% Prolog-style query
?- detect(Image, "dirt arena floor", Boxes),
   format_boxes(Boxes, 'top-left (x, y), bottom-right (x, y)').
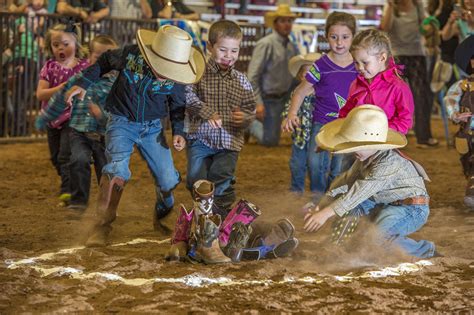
top-left (0, 118), bottom-right (473, 313)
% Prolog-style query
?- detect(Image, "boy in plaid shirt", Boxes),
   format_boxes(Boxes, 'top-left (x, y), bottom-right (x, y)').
top-left (185, 20), bottom-right (256, 216)
top-left (36, 35), bottom-right (119, 210)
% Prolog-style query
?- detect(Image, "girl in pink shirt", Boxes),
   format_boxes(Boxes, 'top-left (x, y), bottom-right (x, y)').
top-left (36, 23), bottom-right (89, 203)
top-left (339, 29), bottom-right (414, 134)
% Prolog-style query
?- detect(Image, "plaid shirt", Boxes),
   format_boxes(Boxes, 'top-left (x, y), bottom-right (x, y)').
top-left (43, 71), bottom-right (117, 134)
top-left (185, 58), bottom-right (256, 151)
top-left (319, 150), bottom-right (430, 216)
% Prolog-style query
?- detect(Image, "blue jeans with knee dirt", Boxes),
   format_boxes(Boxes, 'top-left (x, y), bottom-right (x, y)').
top-left (103, 114), bottom-right (181, 210)
top-left (338, 198), bottom-right (435, 258)
top-left (186, 139), bottom-right (239, 211)
top-left (290, 122), bottom-right (342, 194)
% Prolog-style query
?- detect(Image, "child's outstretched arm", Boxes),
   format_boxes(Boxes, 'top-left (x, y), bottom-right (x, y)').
top-left (36, 80), bottom-right (67, 102)
top-left (282, 80), bottom-right (313, 132)
top-left (185, 82), bottom-right (222, 128)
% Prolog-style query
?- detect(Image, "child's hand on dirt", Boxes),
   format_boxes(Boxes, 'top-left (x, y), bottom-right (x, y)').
top-left (303, 206), bottom-right (335, 232)
top-left (452, 112), bottom-right (472, 123)
top-left (88, 102), bottom-right (103, 120)
top-left (231, 108), bottom-right (245, 127)
top-left (282, 112), bottom-right (300, 133)
top-left (65, 85), bottom-right (86, 106)
top-left (173, 135), bottom-right (186, 151)
top-left (208, 113), bottom-right (222, 128)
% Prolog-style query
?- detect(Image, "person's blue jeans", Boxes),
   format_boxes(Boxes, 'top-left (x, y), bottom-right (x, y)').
top-left (309, 123), bottom-right (344, 194)
top-left (344, 198), bottom-right (435, 258)
top-left (46, 125), bottom-right (71, 195)
top-left (186, 139), bottom-right (239, 211)
top-left (103, 114), bottom-right (180, 208)
top-left (262, 95), bottom-right (286, 146)
top-left (69, 129), bottom-right (107, 206)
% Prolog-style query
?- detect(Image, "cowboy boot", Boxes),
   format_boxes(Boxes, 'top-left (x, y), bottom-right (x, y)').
top-left (165, 204), bottom-right (194, 261)
top-left (242, 219), bottom-right (298, 260)
top-left (218, 199), bottom-right (261, 247)
top-left (86, 175), bottom-right (125, 247)
top-left (331, 209), bottom-right (361, 246)
top-left (192, 180), bottom-right (215, 218)
top-left (464, 175), bottom-right (474, 208)
top-left (194, 214), bottom-right (231, 264)
top-left (222, 221), bottom-right (253, 262)
top-left (153, 187), bottom-right (175, 234)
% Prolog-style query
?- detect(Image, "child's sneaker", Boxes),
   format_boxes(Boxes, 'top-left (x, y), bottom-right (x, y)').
top-left (67, 203), bottom-right (88, 211)
top-left (59, 193), bottom-right (71, 204)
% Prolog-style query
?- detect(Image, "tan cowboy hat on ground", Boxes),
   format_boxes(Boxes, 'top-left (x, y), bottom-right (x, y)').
top-left (288, 52), bottom-right (322, 77)
top-left (430, 58), bottom-right (453, 93)
top-left (316, 105), bottom-right (407, 154)
top-left (136, 25), bottom-right (205, 84)
top-left (264, 4), bottom-right (297, 28)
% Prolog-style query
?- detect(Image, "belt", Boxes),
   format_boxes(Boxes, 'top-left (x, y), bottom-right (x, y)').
top-left (391, 196), bottom-right (430, 206)
top-left (263, 91), bottom-right (287, 99)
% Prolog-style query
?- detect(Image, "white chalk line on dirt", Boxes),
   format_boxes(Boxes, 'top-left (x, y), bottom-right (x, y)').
top-left (3, 238), bottom-right (433, 288)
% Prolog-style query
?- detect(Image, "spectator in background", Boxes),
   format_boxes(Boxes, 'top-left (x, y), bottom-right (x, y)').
top-left (441, 0), bottom-right (474, 43)
top-left (380, 0), bottom-right (438, 149)
top-left (247, 4), bottom-right (299, 147)
top-left (56, 0), bottom-right (110, 23)
top-left (109, 0), bottom-right (152, 19)
top-left (149, 0), bottom-right (199, 20)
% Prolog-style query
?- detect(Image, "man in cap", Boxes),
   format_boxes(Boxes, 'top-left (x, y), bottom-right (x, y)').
top-left (247, 4), bottom-right (299, 146)
top-left (303, 105), bottom-right (438, 258)
top-left (66, 25), bottom-right (206, 246)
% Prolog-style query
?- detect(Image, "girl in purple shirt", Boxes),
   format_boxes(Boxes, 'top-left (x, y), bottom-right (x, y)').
top-left (36, 23), bottom-right (89, 203)
top-left (283, 12), bottom-right (358, 196)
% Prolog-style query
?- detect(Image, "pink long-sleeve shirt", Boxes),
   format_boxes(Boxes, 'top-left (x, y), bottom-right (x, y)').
top-left (338, 61), bottom-right (414, 134)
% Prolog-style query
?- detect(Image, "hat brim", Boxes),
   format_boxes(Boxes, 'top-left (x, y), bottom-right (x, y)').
top-left (430, 81), bottom-right (445, 93)
top-left (137, 29), bottom-right (205, 84)
top-left (316, 118), bottom-right (407, 154)
top-left (288, 53), bottom-right (321, 77)
top-left (264, 12), bottom-right (297, 28)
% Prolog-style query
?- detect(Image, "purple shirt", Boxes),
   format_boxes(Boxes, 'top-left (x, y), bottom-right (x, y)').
top-left (305, 55), bottom-right (357, 124)
top-left (39, 58), bottom-right (89, 128)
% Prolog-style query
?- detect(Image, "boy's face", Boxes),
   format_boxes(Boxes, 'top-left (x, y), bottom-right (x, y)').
top-left (208, 36), bottom-right (241, 71)
top-left (90, 42), bottom-right (117, 65)
top-left (327, 24), bottom-right (353, 56)
top-left (354, 149), bottom-right (377, 161)
top-left (352, 48), bottom-right (387, 82)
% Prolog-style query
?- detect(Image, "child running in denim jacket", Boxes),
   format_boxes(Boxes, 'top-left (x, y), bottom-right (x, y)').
top-left (283, 12), bottom-right (358, 197)
top-left (36, 35), bottom-right (119, 211)
top-left (339, 29), bottom-right (414, 134)
top-left (36, 22), bottom-right (89, 204)
top-left (66, 25), bottom-right (205, 246)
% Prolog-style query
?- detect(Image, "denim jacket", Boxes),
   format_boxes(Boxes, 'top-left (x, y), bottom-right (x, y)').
top-left (76, 45), bottom-right (186, 136)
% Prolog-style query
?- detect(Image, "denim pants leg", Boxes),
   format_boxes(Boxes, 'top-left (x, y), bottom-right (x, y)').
top-left (69, 129), bottom-right (94, 205)
top-left (187, 140), bottom-right (238, 210)
top-left (46, 126), bottom-right (61, 177)
top-left (374, 204), bottom-right (435, 258)
top-left (307, 123), bottom-right (331, 194)
top-left (262, 96), bottom-right (286, 146)
top-left (289, 142), bottom-right (308, 193)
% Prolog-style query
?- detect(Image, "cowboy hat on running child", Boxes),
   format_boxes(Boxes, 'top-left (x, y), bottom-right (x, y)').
top-left (316, 105), bottom-right (407, 154)
top-left (136, 25), bottom-right (206, 84)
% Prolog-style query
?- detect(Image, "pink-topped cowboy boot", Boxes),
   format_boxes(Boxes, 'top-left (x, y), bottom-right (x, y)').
top-left (165, 204), bottom-right (194, 261)
top-left (218, 199), bottom-right (261, 247)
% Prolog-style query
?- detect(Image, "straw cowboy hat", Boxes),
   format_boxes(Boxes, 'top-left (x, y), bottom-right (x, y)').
top-left (430, 58), bottom-right (453, 93)
top-left (136, 25), bottom-right (205, 84)
top-left (316, 105), bottom-right (407, 154)
top-left (288, 52), bottom-right (322, 77)
top-left (455, 35), bottom-right (474, 74)
top-left (264, 4), bottom-right (297, 28)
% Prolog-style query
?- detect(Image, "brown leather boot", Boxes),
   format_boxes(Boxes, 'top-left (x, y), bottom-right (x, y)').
top-left (85, 175), bottom-right (125, 247)
top-left (195, 215), bottom-right (231, 264)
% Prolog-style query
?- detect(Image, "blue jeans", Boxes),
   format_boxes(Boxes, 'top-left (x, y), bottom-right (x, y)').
top-left (262, 95), bottom-right (287, 146)
top-left (290, 122), bottom-right (342, 194)
top-left (345, 199), bottom-right (435, 258)
top-left (186, 139), bottom-right (239, 210)
top-left (46, 125), bottom-right (71, 195)
top-left (103, 115), bottom-right (180, 205)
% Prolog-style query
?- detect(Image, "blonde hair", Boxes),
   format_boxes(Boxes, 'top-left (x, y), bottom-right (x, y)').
top-left (90, 34), bottom-right (118, 51)
top-left (325, 11), bottom-right (357, 37)
top-left (208, 20), bottom-right (242, 46)
top-left (350, 29), bottom-right (393, 62)
top-left (44, 23), bottom-right (88, 59)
